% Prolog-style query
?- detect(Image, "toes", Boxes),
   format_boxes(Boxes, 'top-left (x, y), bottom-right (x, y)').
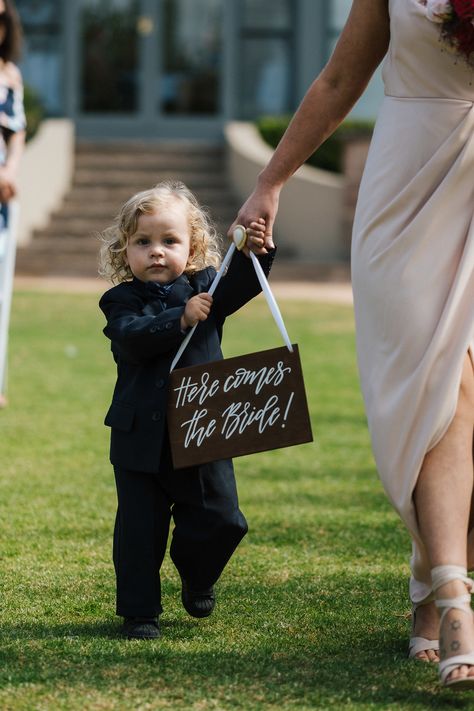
top-left (415, 651), bottom-right (430, 662)
top-left (449, 665), bottom-right (470, 682)
top-left (414, 648), bottom-right (439, 663)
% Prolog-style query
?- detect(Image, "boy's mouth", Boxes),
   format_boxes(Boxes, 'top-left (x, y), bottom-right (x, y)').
top-left (148, 263), bottom-right (165, 270)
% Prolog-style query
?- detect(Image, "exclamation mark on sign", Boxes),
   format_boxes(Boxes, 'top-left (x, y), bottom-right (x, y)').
top-left (281, 392), bottom-right (294, 428)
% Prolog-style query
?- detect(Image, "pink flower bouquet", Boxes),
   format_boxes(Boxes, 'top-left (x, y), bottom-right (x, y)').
top-left (423, 0), bottom-right (474, 62)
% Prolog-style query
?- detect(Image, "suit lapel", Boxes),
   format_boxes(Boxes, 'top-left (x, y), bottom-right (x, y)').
top-left (131, 272), bottom-right (211, 309)
top-left (167, 275), bottom-right (194, 309)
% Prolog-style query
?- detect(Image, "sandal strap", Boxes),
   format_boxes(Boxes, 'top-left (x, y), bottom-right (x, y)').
top-left (431, 565), bottom-right (473, 593)
top-left (432, 567), bottom-right (474, 684)
top-left (408, 636), bottom-right (440, 657)
top-left (439, 653), bottom-right (474, 684)
top-left (435, 594), bottom-right (472, 626)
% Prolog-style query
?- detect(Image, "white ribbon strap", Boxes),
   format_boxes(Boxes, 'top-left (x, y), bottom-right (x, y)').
top-left (169, 243), bottom-right (236, 373)
top-left (169, 227), bottom-right (292, 372)
top-left (249, 251), bottom-right (293, 353)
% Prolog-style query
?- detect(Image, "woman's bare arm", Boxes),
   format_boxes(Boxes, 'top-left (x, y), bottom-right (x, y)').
top-left (0, 129), bottom-right (25, 202)
top-left (230, 0), bottom-right (390, 249)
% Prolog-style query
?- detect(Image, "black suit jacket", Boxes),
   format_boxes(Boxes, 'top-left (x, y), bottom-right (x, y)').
top-left (99, 249), bottom-right (276, 473)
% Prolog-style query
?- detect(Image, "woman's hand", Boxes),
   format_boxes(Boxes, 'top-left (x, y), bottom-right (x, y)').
top-left (228, 182), bottom-right (280, 255)
top-left (181, 293), bottom-right (213, 330)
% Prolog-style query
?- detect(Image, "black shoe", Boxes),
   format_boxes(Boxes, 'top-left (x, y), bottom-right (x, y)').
top-left (121, 617), bottom-right (160, 639)
top-left (181, 579), bottom-right (216, 618)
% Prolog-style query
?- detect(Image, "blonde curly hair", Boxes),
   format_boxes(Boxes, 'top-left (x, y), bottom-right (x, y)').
top-left (98, 180), bottom-right (222, 284)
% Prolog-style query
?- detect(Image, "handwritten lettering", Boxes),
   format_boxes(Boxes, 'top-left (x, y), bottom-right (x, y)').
top-left (181, 409), bottom-right (217, 447)
top-left (221, 395), bottom-right (281, 439)
top-left (223, 361), bottom-right (291, 395)
top-left (173, 372), bottom-right (220, 408)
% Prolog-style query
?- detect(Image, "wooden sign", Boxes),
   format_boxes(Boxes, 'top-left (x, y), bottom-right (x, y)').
top-left (167, 345), bottom-right (313, 469)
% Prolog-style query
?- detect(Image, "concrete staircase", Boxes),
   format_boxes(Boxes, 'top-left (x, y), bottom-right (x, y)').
top-left (15, 142), bottom-right (240, 278)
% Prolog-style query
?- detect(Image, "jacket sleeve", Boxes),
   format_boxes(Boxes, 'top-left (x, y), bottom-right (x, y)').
top-left (99, 290), bottom-right (186, 362)
top-left (211, 247), bottom-right (276, 323)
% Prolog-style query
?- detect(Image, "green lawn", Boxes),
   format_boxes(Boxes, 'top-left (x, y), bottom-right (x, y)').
top-left (0, 291), bottom-right (469, 710)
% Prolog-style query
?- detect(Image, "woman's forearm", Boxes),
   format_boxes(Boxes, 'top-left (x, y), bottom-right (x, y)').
top-left (5, 130), bottom-right (25, 176)
top-left (257, 76), bottom-right (372, 192)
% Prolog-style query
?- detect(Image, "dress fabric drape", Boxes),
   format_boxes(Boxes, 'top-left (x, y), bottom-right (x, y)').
top-left (351, 0), bottom-right (474, 603)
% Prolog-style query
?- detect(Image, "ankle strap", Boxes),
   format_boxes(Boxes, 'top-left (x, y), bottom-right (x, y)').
top-left (431, 565), bottom-right (473, 593)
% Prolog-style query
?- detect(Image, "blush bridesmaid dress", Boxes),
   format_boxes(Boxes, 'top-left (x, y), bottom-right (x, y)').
top-left (351, 0), bottom-right (474, 604)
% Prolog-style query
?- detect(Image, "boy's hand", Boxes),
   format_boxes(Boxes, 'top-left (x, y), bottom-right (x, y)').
top-left (181, 293), bottom-right (213, 330)
top-left (245, 218), bottom-right (267, 255)
top-left (233, 218), bottom-right (270, 257)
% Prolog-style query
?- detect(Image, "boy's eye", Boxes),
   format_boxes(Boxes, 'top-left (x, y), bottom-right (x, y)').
top-left (136, 238), bottom-right (149, 246)
top-left (164, 237), bottom-right (175, 245)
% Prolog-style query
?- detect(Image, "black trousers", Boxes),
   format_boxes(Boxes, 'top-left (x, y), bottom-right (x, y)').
top-left (112, 452), bottom-right (248, 617)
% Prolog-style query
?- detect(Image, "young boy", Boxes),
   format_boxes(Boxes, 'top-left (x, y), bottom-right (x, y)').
top-left (99, 180), bottom-right (275, 639)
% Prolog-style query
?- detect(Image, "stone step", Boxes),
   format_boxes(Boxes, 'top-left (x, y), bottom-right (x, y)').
top-left (74, 153), bottom-right (225, 171)
top-left (73, 169), bottom-right (229, 189)
top-left (75, 141), bottom-right (223, 156)
top-left (16, 141), bottom-right (242, 277)
top-left (33, 216), bottom-right (235, 241)
top-left (15, 238), bottom-right (101, 277)
top-left (20, 236), bottom-right (100, 252)
top-left (56, 196), bottom-right (238, 220)
top-left (34, 221), bottom-right (109, 238)
top-left (16, 246), bottom-right (351, 282)
top-left (62, 184), bottom-right (237, 207)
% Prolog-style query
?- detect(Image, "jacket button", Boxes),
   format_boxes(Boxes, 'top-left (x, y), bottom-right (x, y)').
top-left (151, 411), bottom-right (161, 421)
top-left (149, 326), bottom-right (157, 333)
top-left (165, 322), bottom-right (173, 330)
top-left (156, 378), bottom-right (165, 389)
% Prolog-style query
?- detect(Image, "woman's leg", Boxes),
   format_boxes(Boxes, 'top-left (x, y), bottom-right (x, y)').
top-left (414, 354), bottom-right (474, 682)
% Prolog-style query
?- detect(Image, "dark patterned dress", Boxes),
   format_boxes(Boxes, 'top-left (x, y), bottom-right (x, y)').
top-left (0, 74), bottom-right (26, 395)
top-left (0, 78), bottom-right (26, 247)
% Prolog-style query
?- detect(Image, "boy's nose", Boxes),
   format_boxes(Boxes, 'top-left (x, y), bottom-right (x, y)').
top-left (150, 242), bottom-right (164, 256)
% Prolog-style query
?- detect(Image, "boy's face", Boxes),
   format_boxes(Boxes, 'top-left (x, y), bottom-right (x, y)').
top-left (126, 201), bottom-right (192, 284)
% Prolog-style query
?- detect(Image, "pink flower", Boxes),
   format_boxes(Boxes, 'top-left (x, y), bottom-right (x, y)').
top-left (452, 0), bottom-right (474, 20)
top-left (421, 0), bottom-right (474, 62)
top-left (425, 0), bottom-right (454, 21)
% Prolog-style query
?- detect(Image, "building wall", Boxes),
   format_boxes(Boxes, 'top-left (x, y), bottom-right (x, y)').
top-left (17, 0), bottom-right (384, 141)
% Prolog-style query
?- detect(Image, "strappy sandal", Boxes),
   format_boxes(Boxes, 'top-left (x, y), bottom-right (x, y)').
top-left (408, 595), bottom-right (439, 660)
top-left (432, 565), bottom-right (474, 690)
top-left (408, 600), bottom-right (439, 660)
top-left (409, 634), bottom-right (440, 660)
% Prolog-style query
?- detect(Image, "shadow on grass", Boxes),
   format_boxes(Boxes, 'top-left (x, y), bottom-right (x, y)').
top-left (0, 582), bottom-right (472, 709)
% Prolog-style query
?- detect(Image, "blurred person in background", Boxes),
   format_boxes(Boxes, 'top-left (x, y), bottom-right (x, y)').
top-left (0, 0), bottom-right (26, 408)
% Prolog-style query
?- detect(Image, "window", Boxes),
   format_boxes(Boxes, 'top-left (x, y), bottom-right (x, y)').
top-left (239, 0), bottom-right (294, 119)
top-left (17, 0), bottom-right (63, 115)
top-left (80, 0), bottom-right (140, 113)
top-left (160, 0), bottom-right (223, 115)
